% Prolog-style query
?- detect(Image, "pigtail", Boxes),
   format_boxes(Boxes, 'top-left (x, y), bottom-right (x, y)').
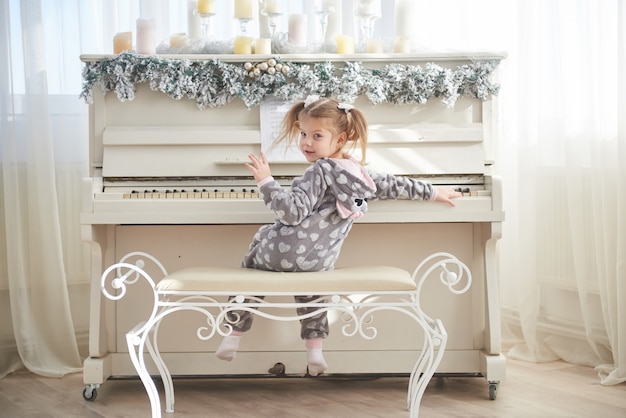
top-left (273, 101), bottom-right (305, 150)
top-left (345, 108), bottom-right (369, 164)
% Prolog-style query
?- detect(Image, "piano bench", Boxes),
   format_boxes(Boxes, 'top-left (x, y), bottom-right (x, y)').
top-left (100, 251), bottom-right (472, 418)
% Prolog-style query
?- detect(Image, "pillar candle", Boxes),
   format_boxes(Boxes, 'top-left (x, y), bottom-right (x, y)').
top-left (393, 36), bottom-right (411, 53)
top-left (356, 0), bottom-right (381, 17)
top-left (263, 0), bottom-right (282, 14)
top-left (394, 0), bottom-right (415, 39)
top-left (254, 38), bottom-right (272, 54)
top-left (234, 36), bottom-right (253, 53)
top-left (136, 18), bottom-right (156, 55)
top-left (187, 0), bottom-right (202, 39)
top-left (288, 14), bottom-right (307, 46)
top-left (197, 0), bottom-right (215, 14)
top-left (258, 6), bottom-right (270, 38)
top-left (335, 34), bottom-right (355, 54)
top-left (234, 0), bottom-right (254, 19)
top-left (113, 32), bottom-right (132, 54)
top-left (366, 38), bottom-right (384, 53)
top-left (170, 33), bottom-right (188, 48)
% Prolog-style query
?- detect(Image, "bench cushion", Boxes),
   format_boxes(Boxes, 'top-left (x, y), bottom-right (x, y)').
top-left (157, 266), bottom-right (416, 293)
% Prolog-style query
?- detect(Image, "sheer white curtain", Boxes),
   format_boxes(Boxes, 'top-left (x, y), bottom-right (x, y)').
top-left (499, 0), bottom-right (626, 385)
top-left (0, 0), bottom-right (82, 377)
top-left (0, 0), bottom-right (623, 386)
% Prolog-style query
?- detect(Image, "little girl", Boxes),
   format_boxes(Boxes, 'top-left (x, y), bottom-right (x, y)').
top-left (215, 95), bottom-right (461, 376)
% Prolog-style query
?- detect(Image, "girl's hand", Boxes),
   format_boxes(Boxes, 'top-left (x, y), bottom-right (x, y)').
top-left (245, 152), bottom-right (272, 183)
top-left (434, 187), bottom-right (463, 207)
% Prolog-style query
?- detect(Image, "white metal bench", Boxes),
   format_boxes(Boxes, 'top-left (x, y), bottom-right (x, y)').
top-left (100, 252), bottom-right (472, 418)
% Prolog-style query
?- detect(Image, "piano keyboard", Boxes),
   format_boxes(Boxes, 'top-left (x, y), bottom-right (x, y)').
top-left (86, 175), bottom-right (502, 225)
top-left (112, 185), bottom-right (490, 199)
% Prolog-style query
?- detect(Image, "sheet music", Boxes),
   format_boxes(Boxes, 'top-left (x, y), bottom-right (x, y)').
top-left (260, 96), bottom-right (307, 162)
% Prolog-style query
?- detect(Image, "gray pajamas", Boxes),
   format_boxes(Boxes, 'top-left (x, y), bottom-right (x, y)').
top-left (227, 158), bottom-right (435, 339)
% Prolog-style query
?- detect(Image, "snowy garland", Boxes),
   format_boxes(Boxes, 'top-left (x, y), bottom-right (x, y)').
top-left (80, 52), bottom-right (501, 110)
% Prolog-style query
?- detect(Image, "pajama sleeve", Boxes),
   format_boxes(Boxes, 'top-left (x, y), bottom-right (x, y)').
top-left (367, 170), bottom-right (436, 201)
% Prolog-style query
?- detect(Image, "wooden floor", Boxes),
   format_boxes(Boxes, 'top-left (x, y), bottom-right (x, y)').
top-left (1, 356), bottom-right (625, 418)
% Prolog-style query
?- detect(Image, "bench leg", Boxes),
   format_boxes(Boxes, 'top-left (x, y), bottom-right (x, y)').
top-left (127, 322), bottom-right (162, 418)
top-left (127, 315), bottom-right (178, 418)
top-left (147, 319), bottom-right (175, 413)
top-left (406, 319), bottom-right (448, 418)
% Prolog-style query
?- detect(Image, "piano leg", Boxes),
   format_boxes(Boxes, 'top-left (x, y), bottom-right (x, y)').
top-left (481, 352), bottom-right (506, 400)
top-left (479, 220), bottom-right (506, 399)
top-left (81, 224), bottom-right (115, 397)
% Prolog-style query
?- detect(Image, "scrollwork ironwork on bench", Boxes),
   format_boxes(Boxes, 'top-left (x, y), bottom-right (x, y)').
top-left (99, 251), bottom-right (472, 418)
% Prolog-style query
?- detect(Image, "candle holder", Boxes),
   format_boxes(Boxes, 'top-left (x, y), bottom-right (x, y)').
top-left (236, 17), bottom-right (253, 36)
top-left (354, 0), bottom-right (381, 43)
top-left (194, 10), bottom-right (216, 43)
top-left (313, 3), bottom-right (334, 49)
top-left (356, 15), bottom-right (379, 43)
top-left (260, 0), bottom-right (282, 38)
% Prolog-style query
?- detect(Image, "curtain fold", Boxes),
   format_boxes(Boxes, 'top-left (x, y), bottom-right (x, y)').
top-left (596, 0), bottom-right (626, 385)
top-left (0, 0), bottom-right (82, 378)
top-left (0, 0), bottom-right (624, 385)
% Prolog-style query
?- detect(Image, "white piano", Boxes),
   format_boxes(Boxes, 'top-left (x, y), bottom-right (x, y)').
top-left (80, 52), bottom-right (506, 401)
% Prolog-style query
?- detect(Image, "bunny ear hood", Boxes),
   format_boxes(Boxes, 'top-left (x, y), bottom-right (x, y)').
top-left (318, 158), bottom-right (376, 219)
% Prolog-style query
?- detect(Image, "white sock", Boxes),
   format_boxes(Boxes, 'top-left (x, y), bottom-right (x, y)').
top-left (215, 334), bottom-right (241, 361)
top-left (307, 348), bottom-right (328, 376)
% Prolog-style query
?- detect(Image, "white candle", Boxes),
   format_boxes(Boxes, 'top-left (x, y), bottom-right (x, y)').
top-left (263, 0), bottom-right (282, 14)
top-left (234, 36), bottom-right (253, 53)
top-left (170, 33), bottom-right (188, 48)
top-left (335, 34), bottom-right (355, 54)
top-left (356, 0), bottom-right (381, 17)
top-left (187, 0), bottom-right (202, 39)
top-left (258, 7), bottom-right (270, 38)
top-left (288, 14), bottom-right (307, 46)
top-left (394, 0), bottom-right (415, 39)
top-left (136, 18), bottom-right (156, 55)
top-left (113, 32), bottom-right (132, 54)
top-left (366, 38), bottom-right (384, 53)
top-left (234, 0), bottom-right (254, 19)
top-left (254, 38), bottom-right (272, 54)
top-left (197, 0), bottom-right (215, 14)
top-left (393, 36), bottom-right (411, 53)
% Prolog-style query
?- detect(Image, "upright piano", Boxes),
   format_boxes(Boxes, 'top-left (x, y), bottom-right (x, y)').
top-left (80, 52), bottom-right (506, 399)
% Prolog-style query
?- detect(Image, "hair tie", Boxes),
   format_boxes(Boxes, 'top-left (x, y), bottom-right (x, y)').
top-left (304, 94), bottom-right (320, 108)
top-left (337, 102), bottom-right (354, 114)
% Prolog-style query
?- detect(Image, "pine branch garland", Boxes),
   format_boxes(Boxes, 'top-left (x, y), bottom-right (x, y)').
top-left (80, 53), bottom-right (500, 109)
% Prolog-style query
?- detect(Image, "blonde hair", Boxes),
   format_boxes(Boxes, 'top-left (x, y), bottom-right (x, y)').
top-left (273, 97), bottom-right (369, 164)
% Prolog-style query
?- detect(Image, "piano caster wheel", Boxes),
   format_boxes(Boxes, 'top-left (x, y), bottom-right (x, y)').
top-left (82, 384), bottom-right (99, 401)
top-left (488, 381), bottom-right (499, 400)
top-left (268, 362), bottom-right (286, 376)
